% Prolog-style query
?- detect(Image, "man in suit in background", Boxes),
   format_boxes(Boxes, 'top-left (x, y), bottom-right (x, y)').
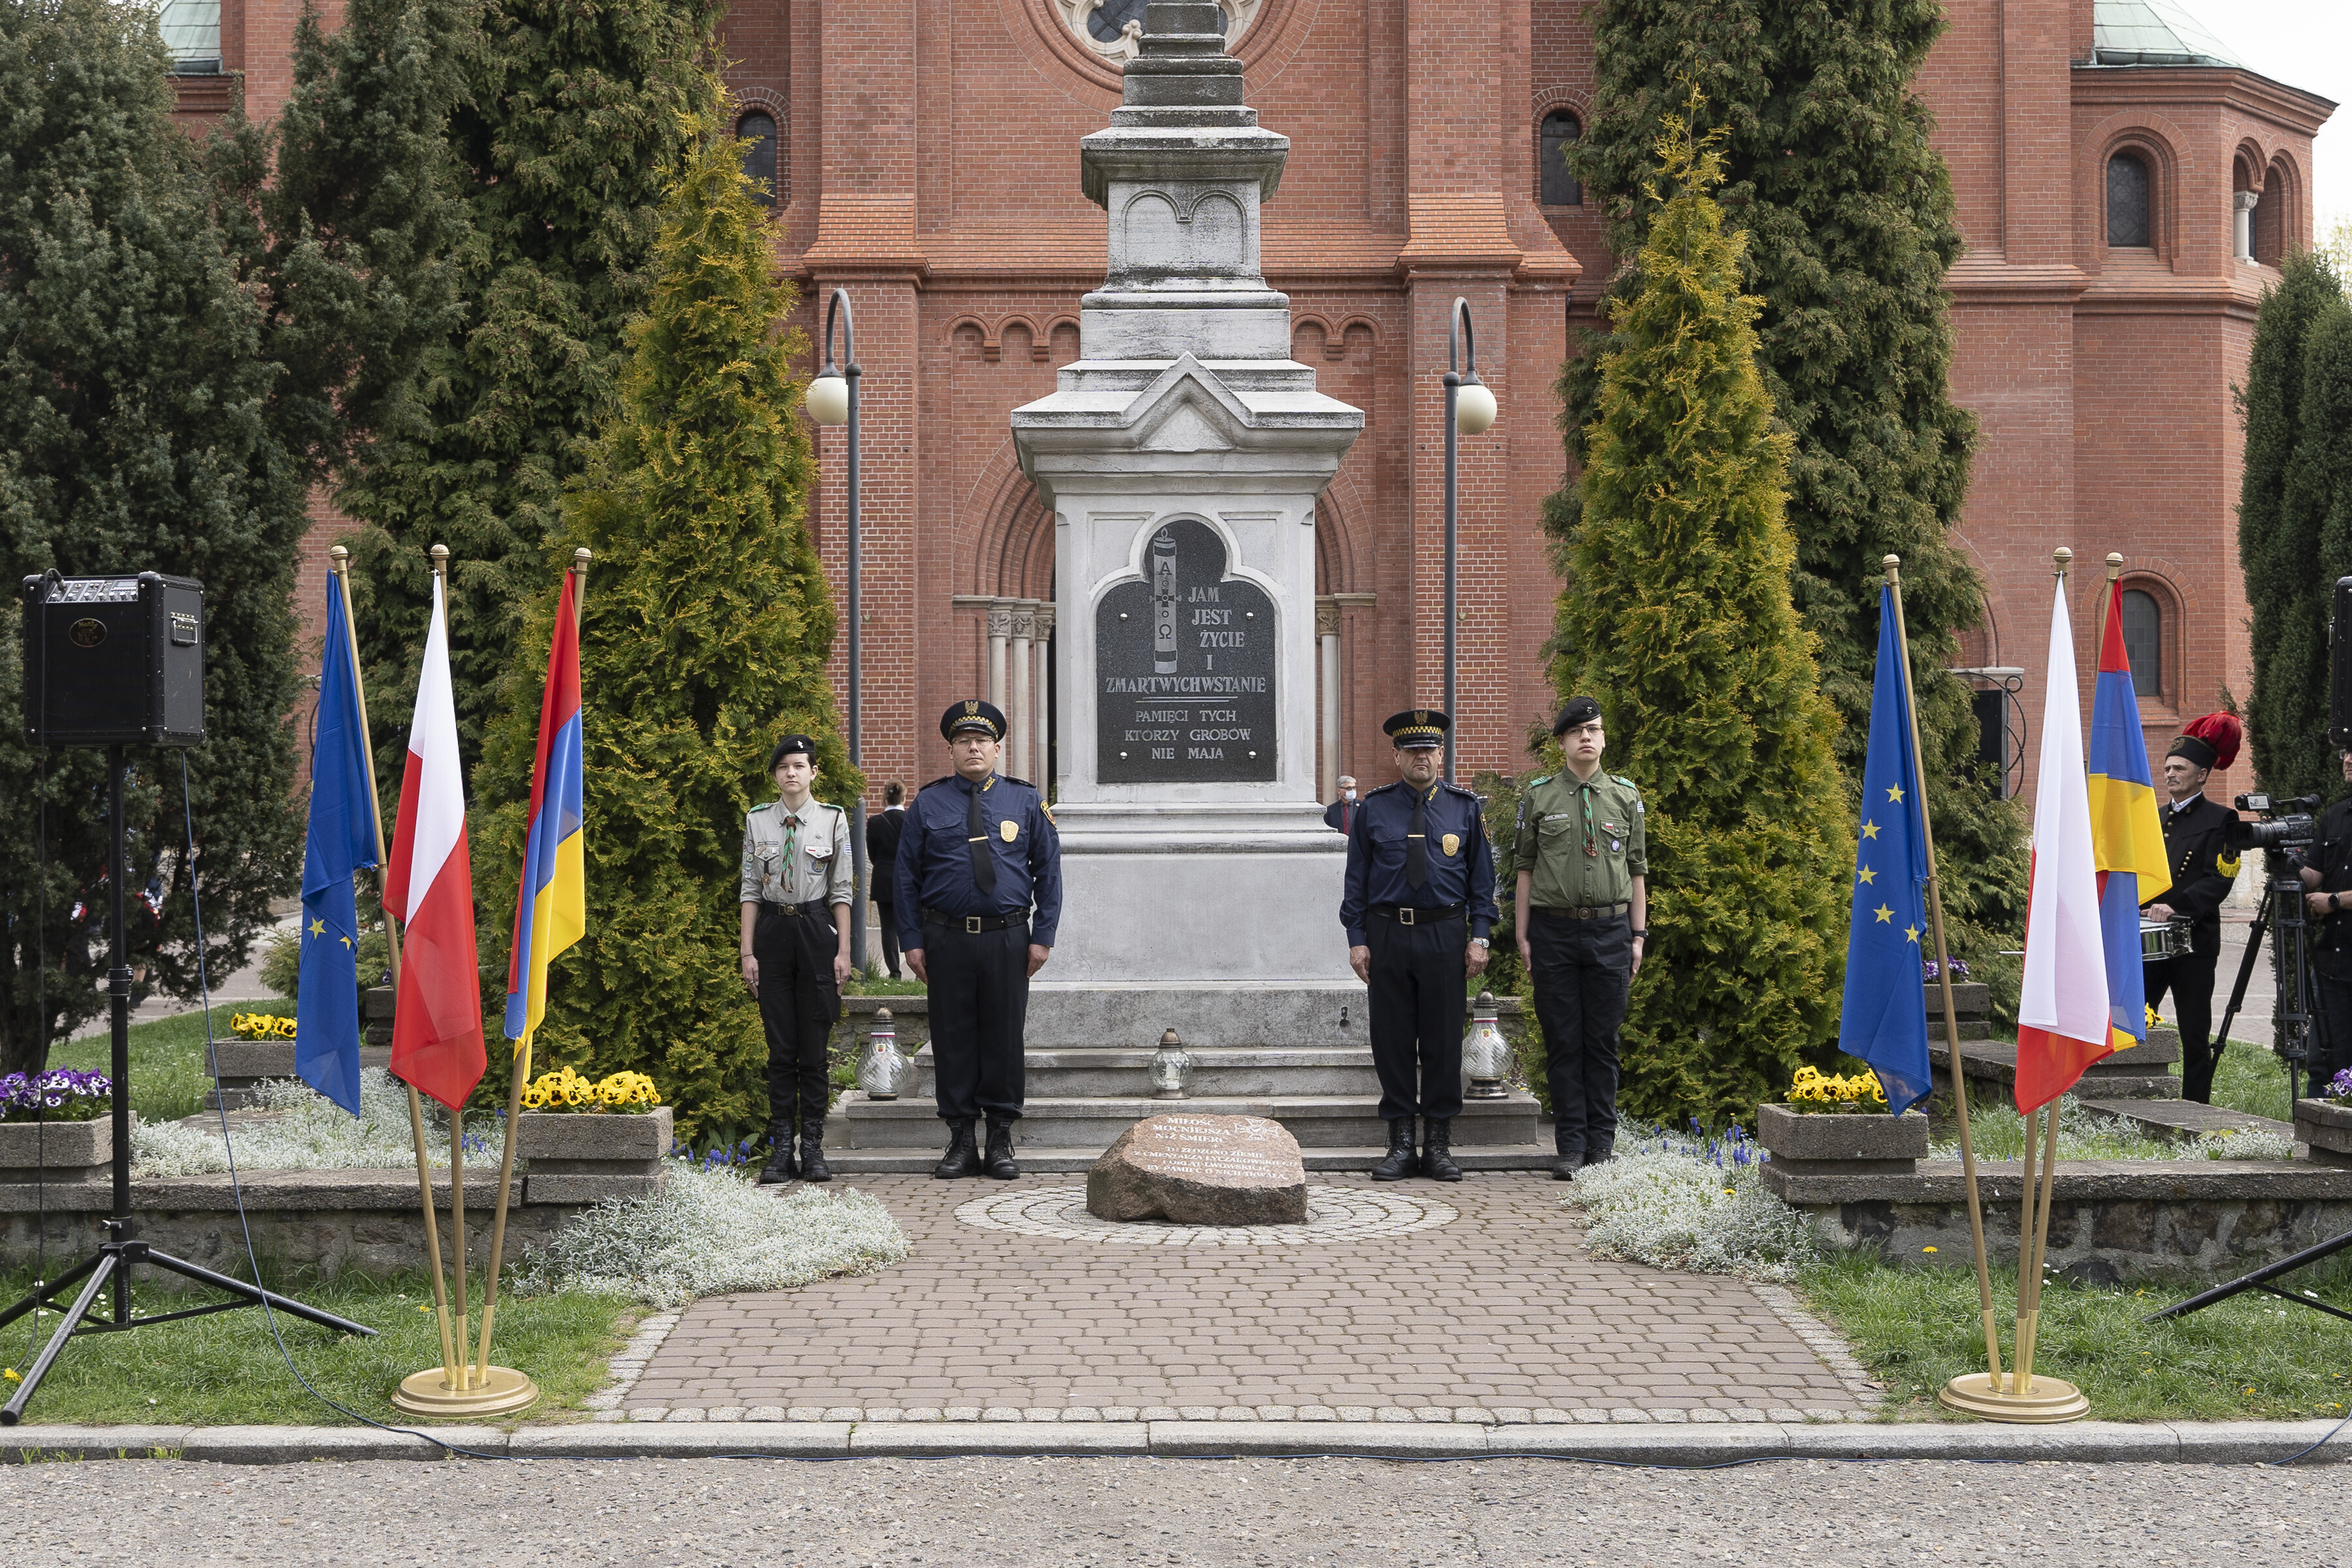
top-left (868, 781), bottom-right (907, 979)
top-left (1323, 776), bottom-right (1359, 834)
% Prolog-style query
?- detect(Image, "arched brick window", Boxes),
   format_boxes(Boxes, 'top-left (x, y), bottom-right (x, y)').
top-left (1540, 111), bottom-right (1582, 208)
top-left (2119, 587), bottom-right (2163, 696)
top-left (2106, 152), bottom-right (2151, 248)
top-left (739, 110), bottom-right (780, 210)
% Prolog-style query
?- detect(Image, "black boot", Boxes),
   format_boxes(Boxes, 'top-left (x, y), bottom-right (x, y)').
top-left (1422, 1118), bottom-right (1462, 1182)
top-left (798, 1119), bottom-right (832, 1183)
top-left (1371, 1117), bottom-right (1416, 1181)
top-left (984, 1119), bottom-right (1020, 1180)
top-left (758, 1119), bottom-right (797, 1184)
top-left (1551, 1126), bottom-right (1584, 1182)
top-left (934, 1119), bottom-right (982, 1180)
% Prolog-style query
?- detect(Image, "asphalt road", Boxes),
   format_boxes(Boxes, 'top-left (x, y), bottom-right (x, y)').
top-left (1, 1455), bottom-right (2344, 1566)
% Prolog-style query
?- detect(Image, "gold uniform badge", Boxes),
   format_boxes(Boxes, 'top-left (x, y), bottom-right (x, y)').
top-left (1441, 833), bottom-right (1460, 857)
top-left (1000, 819), bottom-right (1019, 843)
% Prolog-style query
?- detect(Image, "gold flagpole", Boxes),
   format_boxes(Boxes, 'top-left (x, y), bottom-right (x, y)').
top-left (1885, 557), bottom-right (2003, 1394)
top-left (470, 547), bottom-right (590, 1399)
top-left (428, 546), bottom-right (473, 1396)
top-left (331, 546), bottom-right (459, 1394)
top-left (1944, 547), bottom-right (2089, 1421)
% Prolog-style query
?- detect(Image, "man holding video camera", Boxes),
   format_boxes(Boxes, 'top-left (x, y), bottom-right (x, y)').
top-left (2300, 746), bottom-right (2352, 1084)
top-left (2143, 713), bottom-right (2242, 1103)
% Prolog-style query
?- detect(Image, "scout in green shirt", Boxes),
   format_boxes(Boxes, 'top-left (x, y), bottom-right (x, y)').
top-left (1512, 696), bottom-right (1648, 1179)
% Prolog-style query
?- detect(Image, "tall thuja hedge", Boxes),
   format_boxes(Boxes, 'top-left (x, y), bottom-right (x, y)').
top-left (468, 115), bottom-right (852, 1142)
top-left (1559, 105), bottom-right (1850, 1128)
top-left (2240, 252), bottom-right (2349, 801)
top-left (1544, 0), bottom-right (2025, 926)
top-left (344, 0), bottom-right (725, 795)
top-left (0, 0), bottom-right (465, 1074)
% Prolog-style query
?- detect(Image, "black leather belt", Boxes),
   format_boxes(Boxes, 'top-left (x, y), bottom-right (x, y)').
top-left (922, 906), bottom-right (1023, 934)
top-left (1534, 903), bottom-right (1629, 921)
top-left (1371, 903), bottom-right (1464, 926)
top-left (760, 899), bottom-right (832, 919)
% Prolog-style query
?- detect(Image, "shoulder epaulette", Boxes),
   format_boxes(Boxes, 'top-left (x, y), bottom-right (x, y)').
top-left (1527, 774), bottom-right (1553, 788)
top-left (923, 776), bottom-right (960, 791)
top-left (1611, 774), bottom-right (1639, 791)
top-left (750, 799), bottom-right (779, 814)
top-left (1441, 780), bottom-right (1480, 798)
top-left (1002, 776), bottom-right (1036, 791)
top-left (1366, 779), bottom-right (1409, 797)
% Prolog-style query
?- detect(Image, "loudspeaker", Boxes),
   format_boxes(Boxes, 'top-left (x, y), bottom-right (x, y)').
top-left (2334, 577), bottom-right (2352, 751)
top-left (20, 572), bottom-right (206, 748)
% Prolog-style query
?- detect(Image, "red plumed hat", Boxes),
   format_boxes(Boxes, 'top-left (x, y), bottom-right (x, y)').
top-left (2169, 712), bottom-right (2242, 773)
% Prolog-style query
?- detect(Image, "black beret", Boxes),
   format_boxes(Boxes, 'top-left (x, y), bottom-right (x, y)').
top-left (1383, 708), bottom-right (1450, 749)
top-left (941, 699), bottom-right (1006, 742)
top-left (766, 734), bottom-right (816, 772)
top-left (1552, 696), bottom-right (1603, 736)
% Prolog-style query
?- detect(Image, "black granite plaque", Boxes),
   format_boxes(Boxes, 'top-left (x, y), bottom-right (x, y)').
top-left (1096, 518), bottom-right (1276, 784)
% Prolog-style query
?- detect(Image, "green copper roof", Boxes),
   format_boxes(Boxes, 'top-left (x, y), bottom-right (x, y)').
top-left (2091, 0), bottom-right (2245, 68)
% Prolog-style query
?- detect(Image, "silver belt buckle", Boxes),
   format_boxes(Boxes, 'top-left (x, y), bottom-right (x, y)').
top-left (1397, 906), bottom-right (1416, 926)
top-left (965, 915), bottom-right (983, 935)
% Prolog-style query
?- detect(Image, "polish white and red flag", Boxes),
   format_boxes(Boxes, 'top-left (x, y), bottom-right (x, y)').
top-left (384, 572), bottom-right (487, 1111)
top-left (2015, 567), bottom-right (2115, 1114)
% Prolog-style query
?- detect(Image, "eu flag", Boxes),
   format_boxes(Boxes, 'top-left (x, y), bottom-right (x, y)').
top-left (1836, 585), bottom-right (1935, 1117)
top-left (296, 581), bottom-right (376, 1115)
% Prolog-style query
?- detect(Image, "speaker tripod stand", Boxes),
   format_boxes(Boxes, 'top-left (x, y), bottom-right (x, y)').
top-left (0, 747), bottom-right (372, 1426)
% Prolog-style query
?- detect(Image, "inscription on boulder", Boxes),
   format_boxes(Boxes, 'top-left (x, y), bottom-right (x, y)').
top-left (1085, 1113), bottom-right (1308, 1226)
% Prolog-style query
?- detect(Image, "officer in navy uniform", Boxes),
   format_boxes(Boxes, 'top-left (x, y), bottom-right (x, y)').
top-left (1341, 710), bottom-right (1496, 1182)
top-left (896, 700), bottom-right (1062, 1179)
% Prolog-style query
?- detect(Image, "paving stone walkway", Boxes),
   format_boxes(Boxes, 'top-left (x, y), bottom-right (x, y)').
top-left (616, 1172), bottom-right (1879, 1423)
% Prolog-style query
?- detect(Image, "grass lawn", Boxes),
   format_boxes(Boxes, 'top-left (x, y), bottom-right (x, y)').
top-left (2210, 1032), bottom-right (2296, 1122)
top-left (42, 1000), bottom-right (293, 1126)
top-left (1799, 1250), bottom-right (2352, 1422)
top-left (0, 1265), bottom-right (635, 1428)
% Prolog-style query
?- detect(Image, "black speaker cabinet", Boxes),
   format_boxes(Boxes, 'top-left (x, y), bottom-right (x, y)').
top-left (20, 572), bottom-right (206, 748)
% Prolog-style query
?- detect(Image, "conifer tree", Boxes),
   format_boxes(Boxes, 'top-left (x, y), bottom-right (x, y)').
top-left (0, 0), bottom-right (465, 1073)
top-left (1559, 101), bottom-right (1850, 1128)
top-left (1545, 0), bottom-right (2025, 926)
top-left (468, 114), bottom-right (851, 1141)
top-left (2240, 252), bottom-right (2348, 801)
top-left (342, 0), bottom-right (725, 794)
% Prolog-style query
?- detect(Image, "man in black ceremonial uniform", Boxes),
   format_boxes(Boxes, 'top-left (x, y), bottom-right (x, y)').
top-left (1341, 710), bottom-right (1495, 1182)
top-left (2142, 713), bottom-right (2241, 1103)
top-left (2298, 746), bottom-right (2352, 1083)
top-left (896, 700), bottom-right (1062, 1180)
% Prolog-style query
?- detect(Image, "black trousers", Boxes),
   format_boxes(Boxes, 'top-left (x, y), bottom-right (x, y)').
top-left (924, 918), bottom-right (1029, 1124)
top-left (2314, 948), bottom-right (2352, 1085)
top-left (754, 906), bottom-right (841, 1129)
top-left (1365, 913), bottom-right (1466, 1123)
top-left (1527, 909), bottom-right (1631, 1156)
top-left (874, 896), bottom-right (902, 978)
top-left (2146, 947), bottom-right (2220, 1103)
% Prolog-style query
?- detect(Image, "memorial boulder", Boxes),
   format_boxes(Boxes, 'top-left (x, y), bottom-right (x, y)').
top-left (1086, 1114), bottom-right (1307, 1226)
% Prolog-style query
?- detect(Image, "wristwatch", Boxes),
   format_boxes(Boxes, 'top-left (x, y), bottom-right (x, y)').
top-left (1469, 938), bottom-right (1489, 949)
top-left (1630, 928), bottom-right (1648, 940)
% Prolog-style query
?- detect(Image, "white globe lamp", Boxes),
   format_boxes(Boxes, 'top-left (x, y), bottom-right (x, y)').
top-left (806, 371), bottom-right (851, 427)
top-left (1454, 380), bottom-right (1497, 436)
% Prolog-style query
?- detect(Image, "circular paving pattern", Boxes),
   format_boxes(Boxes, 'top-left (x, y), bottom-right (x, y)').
top-left (954, 1184), bottom-right (1458, 1247)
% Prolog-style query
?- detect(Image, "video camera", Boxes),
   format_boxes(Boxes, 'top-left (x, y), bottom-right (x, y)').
top-left (2226, 792), bottom-right (2320, 858)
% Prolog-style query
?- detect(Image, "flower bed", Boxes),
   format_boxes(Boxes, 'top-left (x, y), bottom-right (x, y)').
top-left (2, 1068), bottom-right (111, 1124)
top-left (1562, 1119), bottom-right (1821, 1282)
top-left (1757, 1101), bottom-right (1928, 1174)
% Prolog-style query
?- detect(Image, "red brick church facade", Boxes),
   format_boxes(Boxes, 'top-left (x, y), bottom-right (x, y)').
top-left (176, 0), bottom-right (2330, 809)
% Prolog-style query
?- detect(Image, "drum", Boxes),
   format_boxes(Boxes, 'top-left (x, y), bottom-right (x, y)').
top-left (2140, 919), bottom-right (2177, 963)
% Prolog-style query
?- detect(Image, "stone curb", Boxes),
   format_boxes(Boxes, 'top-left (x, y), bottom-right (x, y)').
top-left (2, 1419), bottom-right (2346, 1465)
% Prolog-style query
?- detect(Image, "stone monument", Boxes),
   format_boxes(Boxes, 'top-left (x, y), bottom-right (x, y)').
top-left (1011, 2), bottom-right (1364, 1009)
top-left (1086, 1113), bottom-right (1309, 1225)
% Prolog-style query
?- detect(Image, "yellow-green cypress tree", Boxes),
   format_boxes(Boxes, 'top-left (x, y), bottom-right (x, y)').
top-left (1559, 101), bottom-right (1850, 1128)
top-left (470, 110), bottom-right (853, 1141)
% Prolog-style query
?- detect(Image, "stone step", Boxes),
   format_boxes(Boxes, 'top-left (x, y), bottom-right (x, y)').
top-left (2076, 1098), bottom-right (2298, 1144)
top-left (1929, 1035), bottom-right (2182, 1101)
top-left (826, 1092), bottom-right (1542, 1150)
top-left (818, 1143), bottom-right (1563, 1175)
top-left (1921, 981), bottom-right (1991, 1019)
top-left (895, 1046), bottom-right (1387, 1100)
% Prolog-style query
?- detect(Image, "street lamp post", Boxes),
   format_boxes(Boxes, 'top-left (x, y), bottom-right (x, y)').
top-left (806, 289), bottom-right (866, 975)
top-left (1441, 297), bottom-right (1498, 784)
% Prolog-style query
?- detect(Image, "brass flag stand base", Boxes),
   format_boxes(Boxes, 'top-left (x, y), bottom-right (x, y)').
top-left (391, 1364), bottom-right (540, 1418)
top-left (1938, 1371), bottom-right (2089, 1424)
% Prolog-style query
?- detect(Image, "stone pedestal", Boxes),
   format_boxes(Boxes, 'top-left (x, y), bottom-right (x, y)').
top-left (1011, 2), bottom-right (1362, 988)
top-left (2295, 1099), bottom-right (2352, 1168)
top-left (517, 1106), bottom-right (672, 1204)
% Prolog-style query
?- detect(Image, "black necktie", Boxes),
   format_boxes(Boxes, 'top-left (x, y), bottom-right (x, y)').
top-left (967, 782), bottom-right (998, 899)
top-left (1407, 787), bottom-right (1430, 890)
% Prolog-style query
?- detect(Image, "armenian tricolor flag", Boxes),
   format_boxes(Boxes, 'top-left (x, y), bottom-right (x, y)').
top-left (503, 574), bottom-right (586, 1073)
top-left (2085, 578), bottom-right (2170, 1053)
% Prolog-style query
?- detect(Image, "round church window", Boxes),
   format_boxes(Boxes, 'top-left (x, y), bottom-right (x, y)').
top-left (1053, 0), bottom-right (1260, 64)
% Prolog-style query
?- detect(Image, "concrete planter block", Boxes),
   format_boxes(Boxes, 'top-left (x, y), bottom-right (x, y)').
top-left (2295, 1099), bottom-right (2352, 1168)
top-left (1920, 981), bottom-right (1990, 1019)
top-left (1757, 1102), bottom-right (1929, 1177)
top-left (518, 1105), bottom-right (671, 1204)
top-left (0, 1117), bottom-right (112, 1184)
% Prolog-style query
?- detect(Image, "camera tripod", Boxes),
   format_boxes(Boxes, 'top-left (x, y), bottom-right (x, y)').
top-left (2209, 847), bottom-right (2321, 1106)
top-left (0, 748), bottom-right (372, 1426)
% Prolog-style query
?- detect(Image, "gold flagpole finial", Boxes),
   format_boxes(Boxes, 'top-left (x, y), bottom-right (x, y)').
top-left (2106, 551), bottom-right (2124, 582)
top-left (2052, 546), bottom-right (2072, 578)
top-left (1882, 553), bottom-right (1901, 584)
